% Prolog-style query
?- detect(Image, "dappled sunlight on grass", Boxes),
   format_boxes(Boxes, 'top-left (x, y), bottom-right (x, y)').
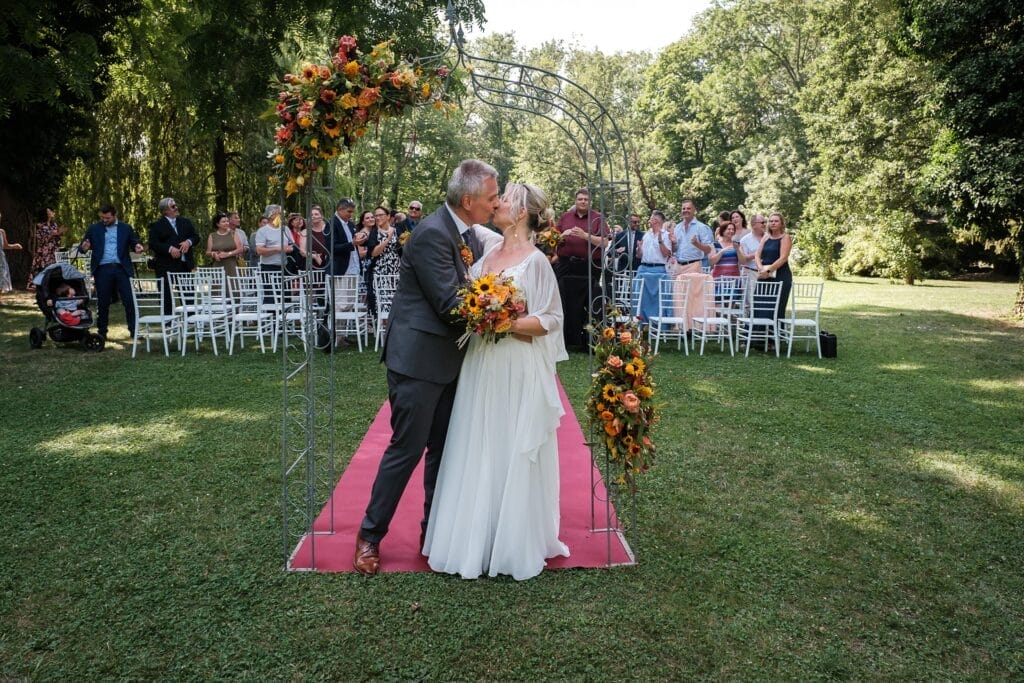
top-left (39, 421), bottom-right (190, 457)
top-left (966, 377), bottom-right (1024, 391)
top-left (915, 451), bottom-right (1024, 512)
top-left (828, 507), bottom-right (889, 534)
top-left (177, 407), bottom-right (262, 423)
top-left (792, 364), bottom-right (835, 374)
top-left (878, 362), bottom-right (925, 371)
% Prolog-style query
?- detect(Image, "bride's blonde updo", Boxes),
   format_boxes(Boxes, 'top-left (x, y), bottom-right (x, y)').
top-left (503, 182), bottom-right (551, 233)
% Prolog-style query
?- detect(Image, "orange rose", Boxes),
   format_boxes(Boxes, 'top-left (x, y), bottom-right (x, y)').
top-left (621, 391), bottom-right (641, 413)
top-left (606, 355), bottom-right (623, 369)
top-left (619, 331), bottom-right (632, 344)
top-left (601, 327), bottom-right (616, 340)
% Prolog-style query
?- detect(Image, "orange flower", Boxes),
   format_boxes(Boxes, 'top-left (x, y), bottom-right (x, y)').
top-left (339, 93), bottom-right (358, 109)
top-left (604, 421), bottom-right (619, 436)
top-left (621, 391), bottom-right (641, 414)
top-left (637, 385), bottom-right (653, 399)
top-left (619, 331), bottom-right (632, 344)
top-left (606, 355), bottom-right (623, 369)
top-left (301, 64), bottom-right (316, 80)
top-left (320, 89), bottom-right (337, 104)
top-left (357, 87), bottom-right (380, 107)
top-left (602, 327), bottom-right (616, 340)
top-left (344, 61), bottom-right (361, 78)
top-left (600, 410), bottom-right (614, 421)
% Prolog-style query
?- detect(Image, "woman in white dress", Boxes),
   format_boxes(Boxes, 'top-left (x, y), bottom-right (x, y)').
top-left (424, 183), bottom-right (570, 580)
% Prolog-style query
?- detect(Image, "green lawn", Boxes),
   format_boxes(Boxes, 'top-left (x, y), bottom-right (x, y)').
top-left (1, 277), bottom-right (1022, 679)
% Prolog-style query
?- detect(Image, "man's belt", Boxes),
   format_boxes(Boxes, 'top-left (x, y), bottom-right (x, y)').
top-left (640, 262), bottom-right (666, 267)
top-left (676, 258), bottom-right (702, 266)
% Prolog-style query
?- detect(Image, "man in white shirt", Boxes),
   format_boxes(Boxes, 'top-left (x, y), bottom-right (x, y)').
top-left (669, 199), bottom-right (713, 275)
top-left (738, 213), bottom-right (766, 306)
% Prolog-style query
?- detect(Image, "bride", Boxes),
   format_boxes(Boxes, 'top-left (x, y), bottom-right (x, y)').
top-left (423, 182), bottom-right (570, 580)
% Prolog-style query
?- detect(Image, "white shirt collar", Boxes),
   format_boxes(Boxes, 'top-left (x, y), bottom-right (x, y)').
top-left (445, 204), bottom-right (470, 235)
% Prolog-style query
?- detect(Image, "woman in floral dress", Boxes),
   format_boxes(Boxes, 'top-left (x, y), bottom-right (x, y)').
top-left (27, 208), bottom-right (65, 289)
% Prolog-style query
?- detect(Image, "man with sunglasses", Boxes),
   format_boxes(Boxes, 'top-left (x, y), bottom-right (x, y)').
top-left (148, 197), bottom-right (199, 313)
top-left (396, 201), bottom-right (423, 232)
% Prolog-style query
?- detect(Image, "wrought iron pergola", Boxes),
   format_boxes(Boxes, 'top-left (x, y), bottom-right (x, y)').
top-left (282, 2), bottom-right (638, 571)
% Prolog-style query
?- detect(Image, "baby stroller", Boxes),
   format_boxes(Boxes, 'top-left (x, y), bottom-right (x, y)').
top-left (29, 262), bottom-right (105, 351)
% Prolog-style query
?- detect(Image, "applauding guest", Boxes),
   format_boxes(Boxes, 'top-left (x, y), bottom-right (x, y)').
top-left (634, 211), bottom-right (673, 327)
top-left (709, 221), bottom-right (740, 278)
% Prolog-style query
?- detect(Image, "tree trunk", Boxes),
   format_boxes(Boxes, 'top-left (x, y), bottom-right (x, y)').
top-left (213, 133), bottom-right (229, 210)
top-left (0, 185), bottom-right (35, 289)
top-left (629, 148), bottom-right (655, 212)
top-left (1014, 275), bottom-right (1024, 318)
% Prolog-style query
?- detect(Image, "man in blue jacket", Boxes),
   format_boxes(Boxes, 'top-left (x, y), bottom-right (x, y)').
top-left (79, 204), bottom-right (145, 341)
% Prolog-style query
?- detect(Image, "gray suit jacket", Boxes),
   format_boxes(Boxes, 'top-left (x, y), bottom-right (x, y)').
top-left (381, 206), bottom-right (472, 385)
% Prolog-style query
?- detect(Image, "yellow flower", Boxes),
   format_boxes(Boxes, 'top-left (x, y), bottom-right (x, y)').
top-left (601, 384), bottom-right (618, 402)
top-left (473, 273), bottom-right (496, 296)
top-left (601, 327), bottom-right (616, 340)
top-left (274, 154), bottom-right (285, 164)
top-left (422, 83), bottom-right (430, 98)
top-left (340, 93), bottom-right (358, 109)
top-left (625, 358), bottom-right (645, 376)
top-left (309, 138), bottom-right (319, 149)
top-left (285, 177), bottom-right (300, 196)
top-left (637, 385), bottom-right (654, 399)
top-left (345, 61), bottom-right (361, 78)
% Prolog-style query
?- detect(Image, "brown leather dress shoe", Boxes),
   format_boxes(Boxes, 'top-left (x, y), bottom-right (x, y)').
top-left (353, 534), bottom-right (380, 576)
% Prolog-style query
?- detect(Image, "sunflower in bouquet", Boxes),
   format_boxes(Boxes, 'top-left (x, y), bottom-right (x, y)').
top-left (586, 314), bottom-right (660, 490)
top-left (450, 272), bottom-right (527, 348)
top-left (535, 227), bottom-right (563, 256)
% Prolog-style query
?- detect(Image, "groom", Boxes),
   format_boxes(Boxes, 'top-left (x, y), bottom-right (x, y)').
top-left (355, 159), bottom-right (502, 575)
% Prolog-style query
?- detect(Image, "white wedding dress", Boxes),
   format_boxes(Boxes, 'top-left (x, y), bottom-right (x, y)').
top-left (424, 246), bottom-right (570, 580)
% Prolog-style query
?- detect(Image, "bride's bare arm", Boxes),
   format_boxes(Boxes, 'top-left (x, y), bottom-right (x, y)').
top-left (510, 316), bottom-right (547, 337)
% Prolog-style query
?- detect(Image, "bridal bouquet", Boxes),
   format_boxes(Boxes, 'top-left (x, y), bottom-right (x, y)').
top-left (451, 273), bottom-right (527, 348)
top-left (586, 313), bottom-right (660, 490)
top-left (535, 227), bottom-right (563, 256)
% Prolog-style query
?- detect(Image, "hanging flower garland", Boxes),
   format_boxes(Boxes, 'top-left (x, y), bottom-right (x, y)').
top-left (269, 35), bottom-right (457, 196)
top-left (586, 313), bottom-right (660, 490)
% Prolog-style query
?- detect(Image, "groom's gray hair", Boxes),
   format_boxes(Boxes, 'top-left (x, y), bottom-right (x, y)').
top-left (446, 159), bottom-right (498, 208)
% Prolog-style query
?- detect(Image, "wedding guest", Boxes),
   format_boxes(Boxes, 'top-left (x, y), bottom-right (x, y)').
top-left (755, 212), bottom-right (793, 320)
top-left (714, 210), bottom-right (732, 241)
top-left (611, 213), bottom-right (644, 273)
top-left (304, 206), bottom-right (330, 270)
top-left (254, 209), bottom-right (292, 273)
top-left (399, 200), bottom-right (423, 231)
top-left (27, 207), bottom-right (66, 289)
top-left (227, 211), bottom-right (249, 262)
top-left (356, 209), bottom-right (376, 272)
top-left (149, 197), bottom-right (199, 314)
top-left (731, 209), bottom-right (749, 241)
top-left (283, 213), bottom-right (308, 274)
top-left (367, 205), bottom-right (403, 311)
top-left (78, 204), bottom-right (145, 340)
top-left (1, 212), bottom-right (25, 297)
top-left (634, 210), bottom-right (672, 326)
top-left (709, 222), bottom-right (740, 278)
top-left (554, 187), bottom-right (609, 351)
top-left (206, 211), bottom-right (244, 278)
top-left (669, 199), bottom-right (712, 275)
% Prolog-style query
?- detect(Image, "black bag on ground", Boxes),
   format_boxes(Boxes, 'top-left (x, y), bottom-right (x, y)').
top-left (820, 331), bottom-right (837, 358)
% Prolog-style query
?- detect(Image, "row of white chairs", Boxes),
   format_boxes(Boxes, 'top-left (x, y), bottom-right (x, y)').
top-left (129, 268), bottom-right (400, 357)
top-left (612, 273), bottom-right (824, 358)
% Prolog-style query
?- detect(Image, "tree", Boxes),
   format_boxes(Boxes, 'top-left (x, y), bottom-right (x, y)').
top-left (0, 0), bottom-right (141, 282)
top-left (896, 0), bottom-right (1024, 312)
top-left (798, 0), bottom-right (941, 283)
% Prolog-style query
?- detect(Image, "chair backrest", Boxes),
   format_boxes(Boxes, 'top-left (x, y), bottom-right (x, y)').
top-left (373, 272), bottom-right (399, 316)
top-left (747, 279), bottom-right (783, 319)
top-left (700, 265), bottom-right (712, 275)
top-left (195, 266), bottom-right (227, 299)
top-left (258, 270), bottom-right (284, 307)
top-left (658, 277), bottom-right (687, 315)
top-left (611, 273), bottom-right (632, 309)
top-left (713, 276), bottom-right (744, 311)
top-left (130, 277), bottom-right (162, 317)
top-left (227, 273), bottom-right (261, 314)
top-left (54, 249), bottom-right (71, 265)
top-left (331, 274), bottom-right (364, 313)
top-left (789, 281), bottom-right (823, 323)
top-left (167, 271), bottom-right (197, 311)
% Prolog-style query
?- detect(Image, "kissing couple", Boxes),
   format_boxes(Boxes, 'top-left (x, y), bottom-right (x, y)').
top-left (354, 159), bottom-right (570, 580)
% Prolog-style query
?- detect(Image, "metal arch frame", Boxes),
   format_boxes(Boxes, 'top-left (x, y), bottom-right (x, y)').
top-left (283, 3), bottom-right (639, 570)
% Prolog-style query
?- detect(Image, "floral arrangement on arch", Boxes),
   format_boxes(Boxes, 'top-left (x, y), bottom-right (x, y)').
top-left (270, 35), bottom-right (456, 196)
top-left (586, 314), bottom-right (659, 489)
top-left (535, 227), bottom-right (563, 256)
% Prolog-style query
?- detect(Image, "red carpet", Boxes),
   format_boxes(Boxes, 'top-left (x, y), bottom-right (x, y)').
top-left (288, 379), bottom-right (634, 573)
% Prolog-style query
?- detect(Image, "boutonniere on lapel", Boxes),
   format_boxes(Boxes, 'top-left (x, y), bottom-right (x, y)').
top-left (459, 237), bottom-right (474, 268)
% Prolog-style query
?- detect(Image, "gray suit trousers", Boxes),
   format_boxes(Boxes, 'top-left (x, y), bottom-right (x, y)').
top-left (359, 369), bottom-right (458, 543)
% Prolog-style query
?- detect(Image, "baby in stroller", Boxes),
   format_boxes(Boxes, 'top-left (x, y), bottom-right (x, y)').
top-left (50, 283), bottom-right (90, 325)
top-left (29, 262), bottom-right (104, 351)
